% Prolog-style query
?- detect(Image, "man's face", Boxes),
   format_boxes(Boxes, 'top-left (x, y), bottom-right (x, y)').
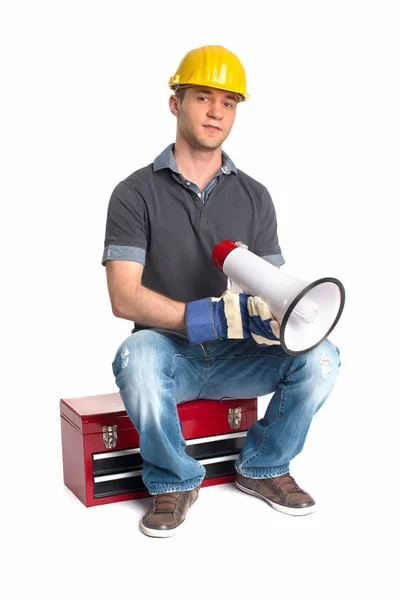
top-left (172, 86), bottom-right (239, 151)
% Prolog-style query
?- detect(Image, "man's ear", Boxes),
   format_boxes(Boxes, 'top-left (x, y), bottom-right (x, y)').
top-left (169, 95), bottom-right (179, 117)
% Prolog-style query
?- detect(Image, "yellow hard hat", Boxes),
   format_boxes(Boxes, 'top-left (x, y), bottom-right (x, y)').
top-left (169, 45), bottom-right (249, 101)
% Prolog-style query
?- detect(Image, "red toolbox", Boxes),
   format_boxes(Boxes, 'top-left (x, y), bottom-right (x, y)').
top-left (60, 393), bottom-right (258, 507)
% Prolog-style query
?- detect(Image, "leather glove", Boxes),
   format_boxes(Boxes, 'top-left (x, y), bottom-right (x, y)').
top-left (185, 290), bottom-right (280, 346)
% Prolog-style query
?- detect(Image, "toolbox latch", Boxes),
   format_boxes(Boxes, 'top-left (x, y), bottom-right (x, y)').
top-left (103, 425), bottom-right (117, 449)
top-left (228, 407), bottom-right (242, 430)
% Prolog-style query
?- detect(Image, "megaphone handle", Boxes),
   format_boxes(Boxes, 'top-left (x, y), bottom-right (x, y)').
top-left (227, 277), bottom-right (243, 293)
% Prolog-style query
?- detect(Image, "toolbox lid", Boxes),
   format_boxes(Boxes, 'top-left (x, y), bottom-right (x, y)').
top-left (60, 392), bottom-right (257, 435)
top-left (60, 393), bottom-right (130, 434)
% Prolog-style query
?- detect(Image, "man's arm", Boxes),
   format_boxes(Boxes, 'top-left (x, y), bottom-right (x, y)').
top-left (106, 260), bottom-right (186, 329)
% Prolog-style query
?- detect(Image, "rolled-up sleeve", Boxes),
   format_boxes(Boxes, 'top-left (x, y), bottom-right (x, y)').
top-left (101, 181), bottom-right (148, 266)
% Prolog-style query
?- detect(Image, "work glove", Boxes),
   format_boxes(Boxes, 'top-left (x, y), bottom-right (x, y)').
top-left (185, 290), bottom-right (281, 346)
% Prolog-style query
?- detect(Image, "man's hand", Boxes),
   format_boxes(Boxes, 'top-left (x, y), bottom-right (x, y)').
top-left (185, 290), bottom-right (280, 346)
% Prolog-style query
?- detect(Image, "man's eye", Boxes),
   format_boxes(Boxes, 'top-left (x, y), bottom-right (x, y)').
top-left (198, 96), bottom-right (208, 102)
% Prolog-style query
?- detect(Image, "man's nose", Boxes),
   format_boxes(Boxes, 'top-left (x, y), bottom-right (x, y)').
top-left (207, 102), bottom-right (223, 119)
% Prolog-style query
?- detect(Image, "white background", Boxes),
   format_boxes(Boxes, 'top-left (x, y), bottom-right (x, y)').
top-left (2, 1), bottom-right (399, 598)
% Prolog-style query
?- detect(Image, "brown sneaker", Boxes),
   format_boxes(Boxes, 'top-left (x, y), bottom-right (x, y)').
top-left (140, 485), bottom-right (201, 538)
top-left (236, 473), bottom-right (315, 516)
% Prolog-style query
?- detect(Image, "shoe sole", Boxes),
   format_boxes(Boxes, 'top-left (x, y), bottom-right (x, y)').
top-left (140, 520), bottom-right (184, 538)
top-left (235, 481), bottom-right (316, 516)
top-left (140, 494), bottom-right (199, 538)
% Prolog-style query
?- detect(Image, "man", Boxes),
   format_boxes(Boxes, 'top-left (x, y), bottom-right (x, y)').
top-left (102, 45), bottom-right (340, 538)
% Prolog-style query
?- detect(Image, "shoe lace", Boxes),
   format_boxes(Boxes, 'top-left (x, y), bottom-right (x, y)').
top-left (273, 474), bottom-right (303, 493)
top-left (153, 492), bottom-right (183, 514)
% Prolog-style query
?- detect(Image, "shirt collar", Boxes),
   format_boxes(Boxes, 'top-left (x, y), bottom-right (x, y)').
top-left (153, 143), bottom-right (237, 175)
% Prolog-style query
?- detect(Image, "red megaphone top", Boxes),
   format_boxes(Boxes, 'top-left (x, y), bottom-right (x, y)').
top-left (212, 240), bottom-right (239, 272)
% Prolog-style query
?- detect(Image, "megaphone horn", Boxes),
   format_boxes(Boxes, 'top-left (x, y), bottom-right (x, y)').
top-left (212, 240), bottom-right (345, 356)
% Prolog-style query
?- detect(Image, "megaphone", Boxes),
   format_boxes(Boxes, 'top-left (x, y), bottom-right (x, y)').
top-left (212, 240), bottom-right (345, 356)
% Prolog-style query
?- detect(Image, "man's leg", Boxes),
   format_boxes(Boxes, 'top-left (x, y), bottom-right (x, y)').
top-left (199, 336), bottom-right (341, 514)
top-left (112, 330), bottom-right (207, 493)
top-left (112, 330), bottom-right (206, 536)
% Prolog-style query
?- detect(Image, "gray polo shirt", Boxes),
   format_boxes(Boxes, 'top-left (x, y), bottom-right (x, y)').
top-left (102, 144), bottom-right (285, 335)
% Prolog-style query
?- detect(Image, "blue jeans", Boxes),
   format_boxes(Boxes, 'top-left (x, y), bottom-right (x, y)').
top-left (112, 330), bottom-right (340, 495)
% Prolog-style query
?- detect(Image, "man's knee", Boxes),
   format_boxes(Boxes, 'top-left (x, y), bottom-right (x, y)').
top-left (290, 339), bottom-right (340, 385)
top-left (112, 330), bottom-right (174, 379)
top-left (313, 339), bottom-right (341, 381)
